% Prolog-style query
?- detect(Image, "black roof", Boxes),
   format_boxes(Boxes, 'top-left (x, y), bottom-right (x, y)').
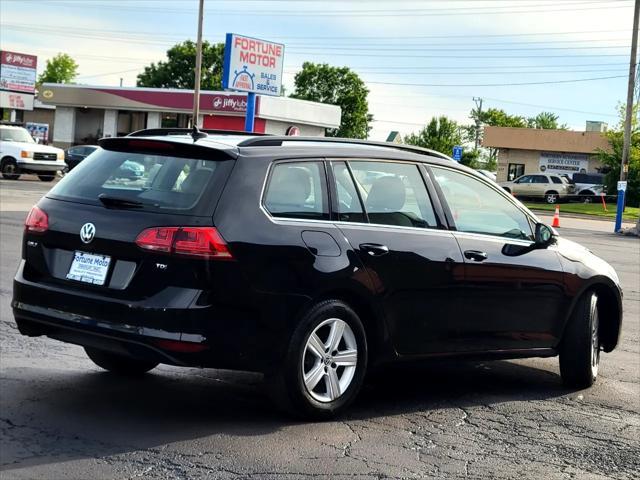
top-left (122, 128), bottom-right (456, 164)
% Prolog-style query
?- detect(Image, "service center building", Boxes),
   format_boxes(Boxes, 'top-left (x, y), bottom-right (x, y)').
top-left (483, 125), bottom-right (610, 182)
top-left (38, 83), bottom-right (341, 148)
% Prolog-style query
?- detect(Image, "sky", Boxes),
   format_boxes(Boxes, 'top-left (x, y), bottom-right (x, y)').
top-left (0, 0), bottom-right (637, 140)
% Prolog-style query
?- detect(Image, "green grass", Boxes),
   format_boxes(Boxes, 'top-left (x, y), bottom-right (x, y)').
top-left (523, 202), bottom-right (639, 221)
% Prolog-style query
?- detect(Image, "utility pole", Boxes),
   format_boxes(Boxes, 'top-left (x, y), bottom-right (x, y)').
top-left (473, 96), bottom-right (483, 150)
top-left (192, 0), bottom-right (205, 129)
top-left (615, 0), bottom-right (639, 232)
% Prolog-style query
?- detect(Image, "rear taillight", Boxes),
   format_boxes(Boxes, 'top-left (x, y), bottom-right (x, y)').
top-left (135, 227), bottom-right (233, 260)
top-left (25, 206), bottom-right (48, 233)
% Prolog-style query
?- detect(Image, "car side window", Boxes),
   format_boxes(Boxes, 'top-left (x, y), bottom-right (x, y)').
top-left (533, 175), bottom-right (548, 184)
top-left (264, 161), bottom-right (329, 220)
top-left (331, 161), bottom-right (366, 223)
top-left (347, 161), bottom-right (437, 229)
top-left (432, 167), bottom-right (534, 241)
top-left (551, 176), bottom-right (563, 184)
top-left (515, 175), bottom-right (531, 184)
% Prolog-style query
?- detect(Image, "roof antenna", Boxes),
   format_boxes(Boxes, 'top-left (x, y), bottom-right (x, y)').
top-left (191, 125), bottom-right (207, 142)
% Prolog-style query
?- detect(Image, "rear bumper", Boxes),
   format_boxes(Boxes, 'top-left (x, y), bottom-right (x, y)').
top-left (12, 261), bottom-right (306, 372)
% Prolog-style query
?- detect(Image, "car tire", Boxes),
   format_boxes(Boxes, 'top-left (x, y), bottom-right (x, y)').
top-left (37, 174), bottom-right (56, 182)
top-left (1, 158), bottom-right (21, 180)
top-left (581, 192), bottom-right (594, 203)
top-left (559, 291), bottom-right (600, 389)
top-left (85, 347), bottom-right (158, 376)
top-left (268, 299), bottom-right (368, 419)
top-left (545, 191), bottom-right (559, 204)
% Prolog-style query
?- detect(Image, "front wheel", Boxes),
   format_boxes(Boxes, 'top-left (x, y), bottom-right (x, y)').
top-left (38, 174), bottom-right (56, 182)
top-left (268, 300), bottom-right (368, 419)
top-left (559, 291), bottom-right (600, 389)
top-left (1, 158), bottom-right (21, 180)
top-left (545, 191), bottom-right (559, 204)
top-left (85, 347), bottom-right (158, 376)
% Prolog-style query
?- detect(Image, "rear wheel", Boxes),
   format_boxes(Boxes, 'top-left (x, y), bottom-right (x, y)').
top-left (85, 347), bottom-right (158, 376)
top-left (1, 158), bottom-right (21, 180)
top-left (268, 300), bottom-right (367, 419)
top-left (38, 174), bottom-right (56, 182)
top-left (559, 291), bottom-right (600, 389)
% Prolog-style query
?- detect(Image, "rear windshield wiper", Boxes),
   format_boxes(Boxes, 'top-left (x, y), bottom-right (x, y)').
top-left (98, 194), bottom-right (157, 209)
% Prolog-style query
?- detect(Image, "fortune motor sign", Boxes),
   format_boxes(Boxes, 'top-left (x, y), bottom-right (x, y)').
top-left (222, 34), bottom-right (285, 97)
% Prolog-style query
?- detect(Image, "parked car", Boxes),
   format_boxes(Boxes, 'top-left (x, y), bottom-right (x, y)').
top-left (65, 145), bottom-right (99, 170)
top-left (475, 169), bottom-right (497, 182)
top-left (0, 125), bottom-right (66, 181)
top-left (569, 172), bottom-right (607, 203)
top-left (499, 173), bottom-right (576, 204)
top-left (13, 130), bottom-right (622, 418)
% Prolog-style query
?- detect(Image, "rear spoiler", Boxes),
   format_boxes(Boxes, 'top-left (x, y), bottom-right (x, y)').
top-left (98, 137), bottom-right (238, 160)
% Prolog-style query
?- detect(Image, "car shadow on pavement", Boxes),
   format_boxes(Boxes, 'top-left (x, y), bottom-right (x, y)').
top-left (0, 358), bottom-right (567, 471)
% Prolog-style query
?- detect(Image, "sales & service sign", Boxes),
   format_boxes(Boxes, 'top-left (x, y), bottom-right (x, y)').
top-left (222, 34), bottom-right (285, 97)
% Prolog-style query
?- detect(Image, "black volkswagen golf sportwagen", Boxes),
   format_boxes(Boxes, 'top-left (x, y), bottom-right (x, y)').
top-left (13, 130), bottom-right (623, 418)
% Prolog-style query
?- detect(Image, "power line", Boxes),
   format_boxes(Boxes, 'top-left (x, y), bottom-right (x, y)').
top-left (5, 0), bottom-right (633, 16)
top-left (367, 74), bottom-right (626, 87)
top-left (1, 22), bottom-right (629, 40)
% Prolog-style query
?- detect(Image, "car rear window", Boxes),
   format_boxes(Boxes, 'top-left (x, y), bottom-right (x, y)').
top-left (47, 148), bottom-right (234, 216)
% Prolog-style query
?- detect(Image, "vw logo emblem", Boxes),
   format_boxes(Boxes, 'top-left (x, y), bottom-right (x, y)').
top-left (80, 223), bottom-right (96, 244)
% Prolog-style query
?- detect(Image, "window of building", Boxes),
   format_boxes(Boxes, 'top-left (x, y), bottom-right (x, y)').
top-left (264, 161), bottom-right (329, 220)
top-left (508, 163), bottom-right (525, 181)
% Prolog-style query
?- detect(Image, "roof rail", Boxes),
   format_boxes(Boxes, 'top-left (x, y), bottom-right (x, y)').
top-left (128, 128), bottom-right (270, 137)
top-left (236, 136), bottom-right (454, 161)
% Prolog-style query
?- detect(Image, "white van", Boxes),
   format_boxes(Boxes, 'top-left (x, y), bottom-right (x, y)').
top-left (0, 125), bottom-right (66, 182)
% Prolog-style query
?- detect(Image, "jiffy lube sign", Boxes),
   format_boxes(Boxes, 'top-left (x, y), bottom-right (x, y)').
top-left (222, 34), bottom-right (285, 96)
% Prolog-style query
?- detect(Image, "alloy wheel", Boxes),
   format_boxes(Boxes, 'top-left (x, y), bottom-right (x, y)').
top-left (302, 318), bottom-right (358, 403)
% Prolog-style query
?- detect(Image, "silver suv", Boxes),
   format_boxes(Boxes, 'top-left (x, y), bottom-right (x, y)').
top-left (499, 173), bottom-right (576, 204)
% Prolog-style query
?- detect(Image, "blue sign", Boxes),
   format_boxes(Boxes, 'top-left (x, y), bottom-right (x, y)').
top-left (452, 146), bottom-right (463, 161)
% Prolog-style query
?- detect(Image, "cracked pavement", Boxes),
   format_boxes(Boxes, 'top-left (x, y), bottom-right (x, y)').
top-left (1, 179), bottom-right (638, 479)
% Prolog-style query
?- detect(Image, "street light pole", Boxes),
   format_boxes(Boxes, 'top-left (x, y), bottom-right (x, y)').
top-left (192, 0), bottom-right (205, 129)
top-left (615, 0), bottom-right (639, 232)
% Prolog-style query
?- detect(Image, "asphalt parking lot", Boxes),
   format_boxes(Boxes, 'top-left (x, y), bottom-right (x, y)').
top-left (0, 178), bottom-right (638, 480)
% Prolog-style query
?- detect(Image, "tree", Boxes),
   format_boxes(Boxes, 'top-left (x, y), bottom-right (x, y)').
top-left (596, 104), bottom-right (639, 206)
top-left (137, 41), bottom-right (225, 90)
top-left (37, 53), bottom-right (78, 85)
top-left (404, 116), bottom-right (462, 153)
top-left (291, 62), bottom-right (372, 138)
top-left (527, 111), bottom-right (567, 130)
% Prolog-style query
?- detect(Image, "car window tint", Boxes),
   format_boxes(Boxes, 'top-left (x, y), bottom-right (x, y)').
top-left (432, 167), bottom-right (533, 241)
top-left (48, 149), bottom-right (231, 215)
top-left (551, 176), bottom-right (563, 184)
top-left (331, 161), bottom-right (366, 223)
top-left (516, 175), bottom-right (531, 184)
top-left (264, 161), bottom-right (329, 220)
top-left (533, 175), bottom-right (548, 184)
top-left (348, 161), bottom-right (437, 229)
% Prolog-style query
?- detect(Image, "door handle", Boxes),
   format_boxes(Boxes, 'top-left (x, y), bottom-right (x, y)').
top-left (464, 250), bottom-right (488, 262)
top-left (359, 243), bottom-right (389, 257)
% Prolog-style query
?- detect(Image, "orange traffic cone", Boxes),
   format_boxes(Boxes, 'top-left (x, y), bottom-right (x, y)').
top-left (551, 205), bottom-right (560, 228)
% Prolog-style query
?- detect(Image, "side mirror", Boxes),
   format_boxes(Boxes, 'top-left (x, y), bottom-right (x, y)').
top-left (535, 223), bottom-right (555, 246)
